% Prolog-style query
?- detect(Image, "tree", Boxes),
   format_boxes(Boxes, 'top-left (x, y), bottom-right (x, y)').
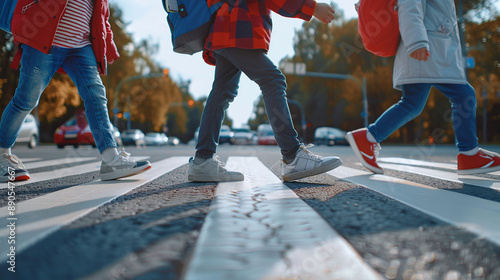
top-left (280, 1), bottom-right (499, 143)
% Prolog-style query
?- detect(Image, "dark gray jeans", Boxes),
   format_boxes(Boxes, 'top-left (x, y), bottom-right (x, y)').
top-left (195, 48), bottom-right (300, 161)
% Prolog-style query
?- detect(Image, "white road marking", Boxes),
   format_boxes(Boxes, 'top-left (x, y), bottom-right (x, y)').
top-left (379, 163), bottom-right (500, 191)
top-left (185, 157), bottom-right (382, 280)
top-left (328, 166), bottom-right (500, 246)
top-left (1, 157), bottom-right (150, 188)
top-left (0, 157), bottom-right (189, 261)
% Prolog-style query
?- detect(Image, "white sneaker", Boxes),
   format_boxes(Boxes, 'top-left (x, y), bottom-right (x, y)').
top-left (188, 156), bottom-right (244, 182)
top-left (100, 150), bottom-right (151, 181)
top-left (1, 153), bottom-right (30, 182)
top-left (282, 144), bottom-right (343, 182)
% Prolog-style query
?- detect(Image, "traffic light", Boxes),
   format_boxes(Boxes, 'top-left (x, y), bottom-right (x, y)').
top-left (188, 100), bottom-right (194, 107)
top-left (117, 113), bottom-right (123, 119)
top-left (163, 68), bottom-right (170, 77)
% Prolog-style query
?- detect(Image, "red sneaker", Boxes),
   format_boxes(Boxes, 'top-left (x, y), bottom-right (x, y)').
top-left (346, 128), bottom-right (383, 174)
top-left (457, 149), bottom-right (500, 175)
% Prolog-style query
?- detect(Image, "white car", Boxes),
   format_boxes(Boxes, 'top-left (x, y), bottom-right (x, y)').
top-left (16, 114), bottom-right (39, 148)
top-left (144, 132), bottom-right (168, 146)
top-left (232, 127), bottom-right (255, 145)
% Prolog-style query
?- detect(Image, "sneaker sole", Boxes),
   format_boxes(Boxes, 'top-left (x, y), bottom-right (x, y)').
top-left (282, 158), bottom-right (343, 182)
top-left (100, 163), bottom-right (152, 181)
top-left (457, 164), bottom-right (500, 175)
top-left (346, 132), bottom-right (383, 174)
top-left (0, 172), bottom-right (30, 182)
top-left (188, 173), bottom-right (244, 182)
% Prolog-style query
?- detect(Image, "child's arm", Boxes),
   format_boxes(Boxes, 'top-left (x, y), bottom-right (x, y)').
top-left (266, 0), bottom-right (333, 23)
top-left (398, 0), bottom-right (429, 57)
top-left (313, 2), bottom-right (335, 24)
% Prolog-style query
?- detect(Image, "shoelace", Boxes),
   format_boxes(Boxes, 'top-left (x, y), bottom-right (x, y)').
top-left (3, 154), bottom-right (25, 169)
top-left (300, 144), bottom-right (323, 161)
top-left (116, 149), bottom-right (134, 164)
top-left (212, 156), bottom-right (228, 171)
top-left (480, 148), bottom-right (500, 158)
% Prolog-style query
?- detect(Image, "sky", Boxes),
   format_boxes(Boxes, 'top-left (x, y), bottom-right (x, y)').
top-left (109, 0), bottom-right (359, 128)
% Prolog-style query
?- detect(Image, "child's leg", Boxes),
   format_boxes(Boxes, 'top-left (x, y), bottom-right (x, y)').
top-left (62, 46), bottom-right (117, 154)
top-left (195, 52), bottom-right (242, 159)
top-left (214, 48), bottom-right (300, 161)
top-left (0, 45), bottom-right (62, 149)
top-left (368, 83), bottom-right (432, 143)
top-left (433, 83), bottom-right (478, 152)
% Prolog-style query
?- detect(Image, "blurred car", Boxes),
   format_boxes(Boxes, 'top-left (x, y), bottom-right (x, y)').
top-left (232, 127), bottom-right (255, 145)
top-left (54, 109), bottom-right (122, 149)
top-left (54, 109), bottom-right (95, 149)
top-left (219, 125), bottom-right (234, 145)
top-left (314, 127), bottom-right (348, 146)
top-left (144, 132), bottom-right (168, 146)
top-left (167, 136), bottom-right (180, 146)
top-left (193, 127), bottom-right (200, 144)
top-left (121, 129), bottom-right (146, 146)
top-left (113, 126), bottom-right (123, 147)
top-left (16, 114), bottom-right (39, 148)
top-left (257, 124), bottom-right (277, 145)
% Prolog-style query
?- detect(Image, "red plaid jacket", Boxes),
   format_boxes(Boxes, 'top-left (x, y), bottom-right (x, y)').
top-left (203, 0), bottom-right (317, 65)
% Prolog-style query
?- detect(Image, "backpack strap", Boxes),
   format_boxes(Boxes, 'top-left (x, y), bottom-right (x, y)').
top-left (10, 46), bottom-right (23, 70)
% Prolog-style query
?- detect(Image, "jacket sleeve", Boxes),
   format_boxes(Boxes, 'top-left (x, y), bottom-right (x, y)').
top-left (104, 4), bottom-right (119, 64)
top-left (266, 0), bottom-right (316, 21)
top-left (398, 0), bottom-right (429, 54)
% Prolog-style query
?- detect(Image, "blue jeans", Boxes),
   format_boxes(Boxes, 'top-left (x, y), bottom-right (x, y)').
top-left (368, 83), bottom-right (478, 151)
top-left (0, 45), bottom-right (116, 153)
top-left (196, 48), bottom-right (300, 160)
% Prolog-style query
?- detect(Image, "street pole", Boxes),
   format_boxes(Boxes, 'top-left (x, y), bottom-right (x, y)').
top-left (293, 71), bottom-right (369, 127)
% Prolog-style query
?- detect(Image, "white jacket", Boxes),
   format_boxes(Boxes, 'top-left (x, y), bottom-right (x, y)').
top-left (393, 0), bottom-right (467, 90)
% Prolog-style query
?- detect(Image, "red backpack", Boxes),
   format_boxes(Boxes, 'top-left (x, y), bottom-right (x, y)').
top-left (357, 0), bottom-right (400, 57)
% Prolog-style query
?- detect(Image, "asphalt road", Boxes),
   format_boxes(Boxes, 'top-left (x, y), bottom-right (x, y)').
top-left (1, 143), bottom-right (499, 280)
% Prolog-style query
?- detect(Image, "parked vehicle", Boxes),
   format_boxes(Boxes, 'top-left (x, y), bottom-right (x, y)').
top-left (54, 110), bottom-right (95, 149)
top-left (121, 129), bottom-right (146, 146)
top-left (144, 132), bottom-right (168, 146)
top-left (314, 127), bottom-right (348, 146)
top-left (54, 109), bottom-right (122, 149)
top-left (232, 127), bottom-right (255, 145)
top-left (167, 136), bottom-right (180, 146)
top-left (16, 114), bottom-right (39, 148)
top-left (257, 124), bottom-right (277, 145)
top-left (113, 126), bottom-right (123, 147)
top-left (219, 125), bottom-right (234, 145)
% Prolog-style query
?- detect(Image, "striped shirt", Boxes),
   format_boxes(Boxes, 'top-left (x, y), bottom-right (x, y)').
top-left (53, 0), bottom-right (94, 48)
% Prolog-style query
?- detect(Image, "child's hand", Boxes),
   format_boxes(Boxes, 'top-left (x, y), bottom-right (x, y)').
top-left (314, 3), bottom-right (335, 24)
top-left (410, 48), bottom-right (430, 61)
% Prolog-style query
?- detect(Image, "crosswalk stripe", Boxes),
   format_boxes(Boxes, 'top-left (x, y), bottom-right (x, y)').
top-left (24, 157), bottom-right (97, 169)
top-left (0, 156), bottom-right (189, 262)
top-left (0, 156), bottom-right (150, 189)
top-left (185, 157), bottom-right (382, 280)
top-left (378, 157), bottom-right (457, 170)
top-left (379, 162), bottom-right (500, 190)
top-left (16, 158), bottom-right (43, 163)
top-left (328, 166), bottom-right (500, 246)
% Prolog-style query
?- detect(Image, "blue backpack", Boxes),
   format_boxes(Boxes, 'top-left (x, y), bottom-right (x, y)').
top-left (162, 0), bottom-right (222, 55)
top-left (0, 0), bottom-right (18, 34)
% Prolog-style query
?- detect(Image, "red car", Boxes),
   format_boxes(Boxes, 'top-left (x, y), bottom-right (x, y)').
top-left (54, 109), bottom-right (122, 148)
top-left (257, 124), bottom-right (277, 145)
top-left (54, 109), bottom-right (95, 148)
